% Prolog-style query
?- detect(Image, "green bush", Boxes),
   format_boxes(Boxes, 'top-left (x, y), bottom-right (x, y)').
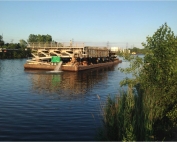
top-left (98, 23), bottom-right (177, 141)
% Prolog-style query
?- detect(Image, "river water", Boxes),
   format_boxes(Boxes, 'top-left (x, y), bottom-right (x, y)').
top-left (0, 58), bottom-right (130, 141)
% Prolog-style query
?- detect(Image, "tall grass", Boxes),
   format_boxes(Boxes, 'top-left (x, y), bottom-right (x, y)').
top-left (97, 86), bottom-right (155, 141)
top-left (97, 23), bottom-right (177, 141)
top-left (97, 84), bottom-right (177, 141)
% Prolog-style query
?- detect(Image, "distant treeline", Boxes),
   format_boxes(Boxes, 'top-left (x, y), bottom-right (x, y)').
top-left (27, 34), bottom-right (52, 43)
top-left (0, 40), bottom-right (31, 59)
top-left (0, 34), bottom-right (53, 59)
top-left (0, 48), bottom-right (31, 59)
top-left (129, 47), bottom-right (148, 54)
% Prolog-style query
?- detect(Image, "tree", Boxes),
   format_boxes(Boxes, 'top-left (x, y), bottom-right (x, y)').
top-left (129, 47), bottom-right (149, 54)
top-left (27, 34), bottom-right (37, 43)
top-left (132, 47), bottom-right (139, 53)
top-left (118, 23), bottom-right (177, 140)
top-left (140, 23), bottom-right (177, 140)
top-left (37, 34), bottom-right (42, 42)
top-left (42, 35), bottom-right (46, 42)
top-left (0, 35), bottom-right (4, 47)
top-left (27, 34), bottom-right (52, 43)
top-left (45, 34), bottom-right (52, 42)
top-left (19, 39), bottom-right (27, 48)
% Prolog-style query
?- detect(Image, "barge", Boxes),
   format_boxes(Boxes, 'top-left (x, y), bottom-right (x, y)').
top-left (24, 59), bottom-right (122, 71)
top-left (24, 42), bottom-right (122, 71)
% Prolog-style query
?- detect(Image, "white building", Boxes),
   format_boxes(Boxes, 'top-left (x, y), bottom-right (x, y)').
top-left (111, 47), bottom-right (130, 53)
top-left (110, 47), bottom-right (119, 52)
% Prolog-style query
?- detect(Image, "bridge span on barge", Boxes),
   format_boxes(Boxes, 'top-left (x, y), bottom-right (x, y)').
top-left (24, 42), bottom-right (122, 71)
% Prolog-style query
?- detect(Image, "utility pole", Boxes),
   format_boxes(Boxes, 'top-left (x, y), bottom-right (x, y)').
top-left (72, 38), bottom-right (74, 47)
top-left (126, 42), bottom-right (128, 49)
top-left (125, 42), bottom-right (128, 53)
top-left (107, 41), bottom-right (109, 48)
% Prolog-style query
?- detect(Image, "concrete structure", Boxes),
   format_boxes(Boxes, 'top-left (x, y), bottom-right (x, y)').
top-left (111, 47), bottom-right (119, 52)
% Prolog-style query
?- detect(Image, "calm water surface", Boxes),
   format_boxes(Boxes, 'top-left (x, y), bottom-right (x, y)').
top-left (0, 58), bottom-right (130, 141)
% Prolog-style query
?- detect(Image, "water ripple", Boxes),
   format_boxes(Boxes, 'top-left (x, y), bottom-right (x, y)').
top-left (0, 59), bottom-right (127, 140)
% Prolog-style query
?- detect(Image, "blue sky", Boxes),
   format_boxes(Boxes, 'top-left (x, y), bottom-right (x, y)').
top-left (0, 1), bottom-right (177, 48)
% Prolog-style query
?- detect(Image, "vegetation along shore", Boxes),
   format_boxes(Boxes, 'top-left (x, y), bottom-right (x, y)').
top-left (97, 23), bottom-right (177, 141)
top-left (0, 34), bottom-right (53, 59)
top-left (0, 33), bottom-right (148, 59)
top-left (1, 23), bottom-right (177, 141)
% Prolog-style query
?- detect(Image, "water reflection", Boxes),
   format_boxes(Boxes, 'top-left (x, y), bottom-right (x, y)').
top-left (25, 66), bottom-right (115, 99)
top-left (0, 59), bottom-right (124, 141)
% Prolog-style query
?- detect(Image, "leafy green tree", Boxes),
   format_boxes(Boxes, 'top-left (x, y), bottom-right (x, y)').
top-left (19, 39), bottom-right (27, 48)
top-left (106, 23), bottom-right (177, 141)
top-left (0, 35), bottom-right (2, 41)
top-left (6, 43), bottom-right (21, 49)
top-left (42, 35), bottom-right (46, 42)
top-left (27, 34), bottom-right (52, 43)
top-left (129, 47), bottom-right (149, 54)
top-left (0, 35), bottom-right (4, 47)
top-left (140, 23), bottom-right (177, 140)
top-left (27, 34), bottom-right (52, 47)
top-left (27, 34), bottom-right (37, 43)
top-left (131, 47), bottom-right (139, 53)
top-left (45, 34), bottom-right (52, 42)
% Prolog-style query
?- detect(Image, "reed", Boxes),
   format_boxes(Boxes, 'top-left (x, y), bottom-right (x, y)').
top-left (97, 86), bottom-right (156, 141)
top-left (97, 23), bottom-right (177, 141)
top-left (97, 85), bottom-right (177, 141)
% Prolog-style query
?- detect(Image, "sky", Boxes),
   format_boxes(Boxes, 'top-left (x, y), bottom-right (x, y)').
top-left (0, 1), bottom-right (177, 48)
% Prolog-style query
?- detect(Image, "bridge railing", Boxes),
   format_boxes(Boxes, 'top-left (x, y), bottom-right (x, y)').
top-left (27, 42), bottom-right (85, 48)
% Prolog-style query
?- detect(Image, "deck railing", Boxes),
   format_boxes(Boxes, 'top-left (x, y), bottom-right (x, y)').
top-left (27, 42), bottom-right (85, 49)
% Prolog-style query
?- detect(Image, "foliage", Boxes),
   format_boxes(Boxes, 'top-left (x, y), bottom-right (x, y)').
top-left (139, 23), bottom-right (177, 140)
top-left (0, 35), bottom-right (4, 47)
top-left (0, 48), bottom-right (31, 59)
top-left (0, 41), bottom-right (31, 59)
top-left (99, 23), bottom-right (177, 141)
top-left (118, 52), bottom-right (143, 87)
top-left (27, 34), bottom-right (52, 43)
top-left (129, 47), bottom-right (149, 54)
top-left (97, 89), bottom-right (147, 141)
top-left (19, 39), bottom-right (27, 48)
top-left (2, 43), bottom-right (21, 49)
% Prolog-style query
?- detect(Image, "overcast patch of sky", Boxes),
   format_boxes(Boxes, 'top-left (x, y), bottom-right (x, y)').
top-left (0, 1), bottom-right (177, 48)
